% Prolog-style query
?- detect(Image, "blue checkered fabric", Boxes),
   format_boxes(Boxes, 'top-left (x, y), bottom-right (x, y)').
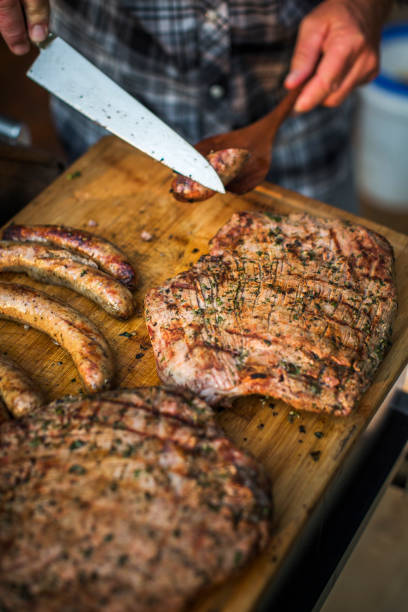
top-left (50, 1), bottom-right (355, 203)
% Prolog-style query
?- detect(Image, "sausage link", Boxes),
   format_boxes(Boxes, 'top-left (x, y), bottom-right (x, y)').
top-left (171, 148), bottom-right (250, 202)
top-left (0, 283), bottom-right (114, 393)
top-left (3, 225), bottom-right (136, 290)
top-left (0, 242), bottom-right (134, 319)
top-left (0, 354), bottom-right (43, 418)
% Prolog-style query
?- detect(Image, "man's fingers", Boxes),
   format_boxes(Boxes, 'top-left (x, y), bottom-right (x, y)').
top-left (323, 52), bottom-right (379, 107)
top-left (294, 40), bottom-right (353, 112)
top-left (0, 0), bottom-right (30, 54)
top-left (0, 0), bottom-right (49, 54)
top-left (22, 0), bottom-right (49, 42)
top-left (285, 17), bottom-right (328, 89)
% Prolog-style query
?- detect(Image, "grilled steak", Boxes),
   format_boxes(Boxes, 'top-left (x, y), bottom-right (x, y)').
top-left (145, 212), bottom-right (397, 415)
top-left (0, 388), bottom-right (272, 611)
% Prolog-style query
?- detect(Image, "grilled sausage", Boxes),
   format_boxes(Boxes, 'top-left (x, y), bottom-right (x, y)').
top-left (0, 354), bottom-right (43, 418)
top-left (0, 283), bottom-right (114, 393)
top-left (0, 242), bottom-right (134, 319)
top-left (3, 225), bottom-right (136, 290)
top-left (171, 148), bottom-right (250, 202)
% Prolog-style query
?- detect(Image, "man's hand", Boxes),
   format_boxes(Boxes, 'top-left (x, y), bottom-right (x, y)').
top-left (0, 0), bottom-right (49, 55)
top-left (285, 0), bottom-right (392, 112)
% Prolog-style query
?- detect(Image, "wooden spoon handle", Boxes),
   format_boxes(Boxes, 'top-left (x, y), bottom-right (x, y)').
top-left (271, 84), bottom-right (303, 126)
top-left (249, 83), bottom-right (303, 144)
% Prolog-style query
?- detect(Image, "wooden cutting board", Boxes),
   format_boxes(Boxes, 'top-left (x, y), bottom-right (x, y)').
top-left (1, 135), bottom-right (408, 611)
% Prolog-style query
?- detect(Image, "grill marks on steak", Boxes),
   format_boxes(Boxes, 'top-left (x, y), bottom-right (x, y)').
top-left (0, 388), bottom-right (272, 612)
top-left (145, 212), bottom-right (397, 415)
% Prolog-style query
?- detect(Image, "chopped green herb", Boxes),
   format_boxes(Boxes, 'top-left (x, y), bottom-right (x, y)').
top-left (206, 501), bottom-right (220, 512)
top-left (310, 381), bottom-right (322, 395)
top-left (117, 554), bottom-right (129, 567)
top-left (310, 451), bottom-right (321, 462)
top-left (113, 420), bottom-right (125, 430)
top-left (29, 437), bottom-right (41, 449)
top-left (281, 361), bottom-right (301, 376)
top-left (374, 338), bottom-right (389, 358)
top-left (314, 431), bottom-right (324, 439)
top-left (200, 444), bottom-right (215, 455)
top-left (122, 444), bottom-right (134, 458)
top-left (70, 439), bottom-right (86, 451)
top-left (119, 331), bottom-right (132, 338)
top-left (68, 464), bottom-right (87, 475)
top-left (234, 550), bottom-right (243, 566)
top-left (66, 170), bottom-right (81, 180)
top-left (265, 212), bottom-right (282, 222)
top-left (41, 420), bottom-right (51, 431)
top-left (287, 410), bottom-right (300, 423)
top-left (197, 474), bottom-right (211, 488)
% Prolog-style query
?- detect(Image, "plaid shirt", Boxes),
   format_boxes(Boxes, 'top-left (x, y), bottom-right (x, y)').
top-left (50, 0), bottom-right (354, 200)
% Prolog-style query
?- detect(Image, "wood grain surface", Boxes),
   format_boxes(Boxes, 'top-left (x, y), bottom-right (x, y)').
top-left (1, 135), bottom-right (407, 612)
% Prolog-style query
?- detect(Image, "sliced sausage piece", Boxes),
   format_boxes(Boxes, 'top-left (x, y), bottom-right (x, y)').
top-left (0, 354), bottom-right (43, 418)
top-left (0, 283), bottom-right (114, 393)
top-left (171, 148), bottom-right (250, 202)
top-left (0, 242), bottom-right (134, 319)
top-left (2, 225), bottom-right (136, 290)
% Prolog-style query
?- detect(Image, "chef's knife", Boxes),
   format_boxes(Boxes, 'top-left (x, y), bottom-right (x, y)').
top-left (27, 34), bottom-right (225, 194)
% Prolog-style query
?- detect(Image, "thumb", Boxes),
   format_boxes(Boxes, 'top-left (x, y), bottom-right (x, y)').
top-left (22, 0), bottom-right (50, 43)
top-left (285, 17), bottom-right (328, 89)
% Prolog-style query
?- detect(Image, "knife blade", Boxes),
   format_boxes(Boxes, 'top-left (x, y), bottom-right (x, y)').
top-left (27, 34), bottom-right (225, 194)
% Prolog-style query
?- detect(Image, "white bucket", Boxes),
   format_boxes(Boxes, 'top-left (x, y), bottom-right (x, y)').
top-left (355, 24), bottom-right (408, 210)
